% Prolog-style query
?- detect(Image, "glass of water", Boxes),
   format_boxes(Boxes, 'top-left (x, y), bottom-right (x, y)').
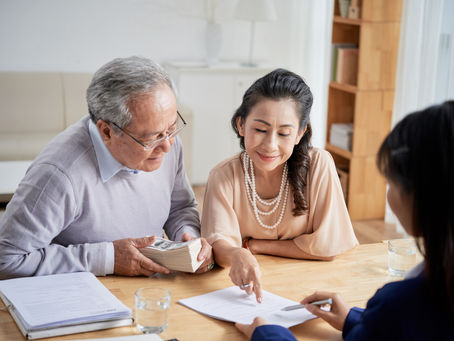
top-left (388, 239), bottom-right (417, 277)
top-left (135, 287), bottom-right (171, 334)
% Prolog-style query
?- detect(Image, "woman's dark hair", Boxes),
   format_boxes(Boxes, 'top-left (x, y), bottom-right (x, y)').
top-left (377, 100), bottom-right (454, 310)
top-left (231, 68), bottom-right (313, 216)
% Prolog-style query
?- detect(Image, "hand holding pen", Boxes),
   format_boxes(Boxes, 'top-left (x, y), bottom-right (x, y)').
top-left (235, 293), bottom-right (348, 338)
top-left (300, 291), bottom-right (350, 331)
top-left (281, 298), bottom-right (333, 311)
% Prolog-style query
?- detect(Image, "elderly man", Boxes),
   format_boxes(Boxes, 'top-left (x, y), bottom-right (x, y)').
top-left (0, 56), bottom-right (213, 279)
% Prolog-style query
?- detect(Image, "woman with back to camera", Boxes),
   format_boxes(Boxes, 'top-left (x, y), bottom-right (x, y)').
top-left (236, 100), bottom-right (454, 340)
top-left (201, 69), bottom-right (358, 302)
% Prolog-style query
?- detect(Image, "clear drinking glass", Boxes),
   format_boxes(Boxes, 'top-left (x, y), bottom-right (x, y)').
top-left (135, 287), bottom-right (171, 334)
top-left (387, 239), bottom-right (417, 277)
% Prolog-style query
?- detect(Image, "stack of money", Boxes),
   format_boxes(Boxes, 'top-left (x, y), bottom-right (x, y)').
top-left (139, 237), bottom-right (203, 273)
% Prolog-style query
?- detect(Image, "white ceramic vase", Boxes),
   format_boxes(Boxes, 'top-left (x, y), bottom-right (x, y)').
top-left (339, 0), bottom-right (351, 17)
top-left (205, 22), bottom-right (222, 64)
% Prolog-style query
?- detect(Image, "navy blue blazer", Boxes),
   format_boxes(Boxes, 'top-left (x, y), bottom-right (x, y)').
top-left (252, 275), bottom-right (454, 341)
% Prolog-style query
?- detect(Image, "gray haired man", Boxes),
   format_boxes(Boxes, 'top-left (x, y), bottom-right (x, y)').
top-left (0, 56), bottom-right (213, 279)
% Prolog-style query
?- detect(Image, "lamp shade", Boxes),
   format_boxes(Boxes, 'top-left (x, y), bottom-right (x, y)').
top-left (234, 0), bottom-right (277, 22)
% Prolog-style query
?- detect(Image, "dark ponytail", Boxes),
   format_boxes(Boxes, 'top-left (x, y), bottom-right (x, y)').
top-left (287, 123), bottom-right (312, 215)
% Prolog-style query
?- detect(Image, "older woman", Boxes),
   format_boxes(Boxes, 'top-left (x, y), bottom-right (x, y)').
top-left (201, 69), bottom-right (358, 302)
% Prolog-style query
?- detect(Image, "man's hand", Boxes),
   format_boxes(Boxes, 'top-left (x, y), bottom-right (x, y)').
top-left (113, 236), bottom-right (170, 276)
top-left (300, 291), bottom-right (350, 331)
top-left (181, 233), bottom-right (214, 273)
top-left (235, 317), bottom-right (269, 339)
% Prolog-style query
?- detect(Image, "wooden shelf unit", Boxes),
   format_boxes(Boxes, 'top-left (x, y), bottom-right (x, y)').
top-left (327, 0), bottom-right (402, 220)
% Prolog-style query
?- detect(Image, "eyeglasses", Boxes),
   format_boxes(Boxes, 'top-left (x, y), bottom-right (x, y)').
top-left (110, 111), bottom-right (186, 151)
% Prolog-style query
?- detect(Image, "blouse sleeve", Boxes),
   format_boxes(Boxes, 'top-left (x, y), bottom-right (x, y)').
top-left (201, 165), bottom-right (242, 247)
top-left (292, 149), bottom-right (358, 257)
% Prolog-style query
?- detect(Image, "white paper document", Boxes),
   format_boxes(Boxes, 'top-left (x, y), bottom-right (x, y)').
top-left (0, 272), bottom-right (132, 331)
top-left (178, 286), bottom-right (316, 328)
top-left (69, 334), bottom-right (163, 341)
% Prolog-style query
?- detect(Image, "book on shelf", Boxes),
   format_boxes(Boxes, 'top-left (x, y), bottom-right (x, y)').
top-left (330, 43), bottom-right (357, 82)
top-left (330, 123), bottom-right (354, 151)
top-left (0, 272), bottom-right (133, 340)
top-left (139, 237), bottom-right (203, 273)
top-left (336, 47), bottom-right (359, 85)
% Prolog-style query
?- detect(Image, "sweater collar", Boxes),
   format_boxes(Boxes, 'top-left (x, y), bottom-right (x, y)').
top-left (88, 119), bottom-right (141, 182)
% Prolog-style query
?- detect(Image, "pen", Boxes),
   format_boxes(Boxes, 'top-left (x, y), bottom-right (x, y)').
top-left (281, 298), bottom-right (333, 311)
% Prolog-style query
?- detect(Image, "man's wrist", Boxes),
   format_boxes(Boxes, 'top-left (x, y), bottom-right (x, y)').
top-left (177, 226), bottom-right (200, 241)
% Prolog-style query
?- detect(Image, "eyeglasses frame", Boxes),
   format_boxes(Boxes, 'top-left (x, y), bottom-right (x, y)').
top-left (109, 111), bottom-right (186, 151)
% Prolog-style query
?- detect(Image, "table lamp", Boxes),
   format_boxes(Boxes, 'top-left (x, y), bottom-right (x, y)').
top-left (234, 0), bottom-right (277, 67)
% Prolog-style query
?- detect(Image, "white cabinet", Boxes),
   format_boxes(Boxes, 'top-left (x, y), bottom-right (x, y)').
top-left (164, 62), bottom-right (273, 185)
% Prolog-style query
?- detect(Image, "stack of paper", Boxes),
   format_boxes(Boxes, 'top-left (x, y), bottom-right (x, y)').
top-left (139, 237), bottom-right (203, 273)
top-left (0, 272), bottom-right (132, 340)
top-left (330, 123), bottom-right (354, 151)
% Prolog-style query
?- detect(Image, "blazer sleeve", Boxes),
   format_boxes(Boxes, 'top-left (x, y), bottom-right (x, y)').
top-left (343, 307), bottom-right (365, 337)
top-left (252, 325), bottom-right (297, 341)
top-left (343, 286), bottom-right (401, 340)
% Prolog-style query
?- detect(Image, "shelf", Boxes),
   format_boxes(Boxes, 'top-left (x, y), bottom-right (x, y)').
top-left (329, 82), bottom-right (358, 94)
top-left (333, 16), bottom-right (362, 26)
top-left (328, 0), bottom-right (402, 220)
top-left (333, 16), bottom-right (401, 25)
top-left (325, 143), bottom-right (352, 160)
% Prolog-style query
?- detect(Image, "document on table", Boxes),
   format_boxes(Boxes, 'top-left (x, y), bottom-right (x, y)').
top-left (178, 286), bottom-right (316, 328)
top-left (69, 335), bottom-right (163, 341)
top-left (0, 272), bottom-right (132, 339)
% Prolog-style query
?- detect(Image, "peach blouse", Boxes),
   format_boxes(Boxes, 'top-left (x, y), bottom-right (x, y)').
top-left (201, 148), bottom-right (358, 257)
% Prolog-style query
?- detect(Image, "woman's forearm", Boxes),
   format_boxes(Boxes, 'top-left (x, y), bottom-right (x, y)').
top-left (248, 239), bottom-right (335, 261)
top-left (211, 239), bottom-right (243, 267)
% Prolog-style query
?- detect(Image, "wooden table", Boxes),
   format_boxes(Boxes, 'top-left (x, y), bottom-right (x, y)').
top-left (0, 242), bottom-right (420, 341)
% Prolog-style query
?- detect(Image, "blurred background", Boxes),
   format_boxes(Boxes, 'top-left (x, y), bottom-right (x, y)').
top-left (0, 0), bottom-right (453, 241)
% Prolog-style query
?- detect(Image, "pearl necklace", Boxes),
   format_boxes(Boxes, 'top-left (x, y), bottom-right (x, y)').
top-left (242, 152), bottom-right (289, 230)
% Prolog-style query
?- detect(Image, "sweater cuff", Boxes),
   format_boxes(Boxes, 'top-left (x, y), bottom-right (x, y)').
top-left (175, 225), bottom-right (200, 241)
top-left (105, 242), bottom-right (115, 275)
top-left (342, 307), bottom-right (364, 338)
